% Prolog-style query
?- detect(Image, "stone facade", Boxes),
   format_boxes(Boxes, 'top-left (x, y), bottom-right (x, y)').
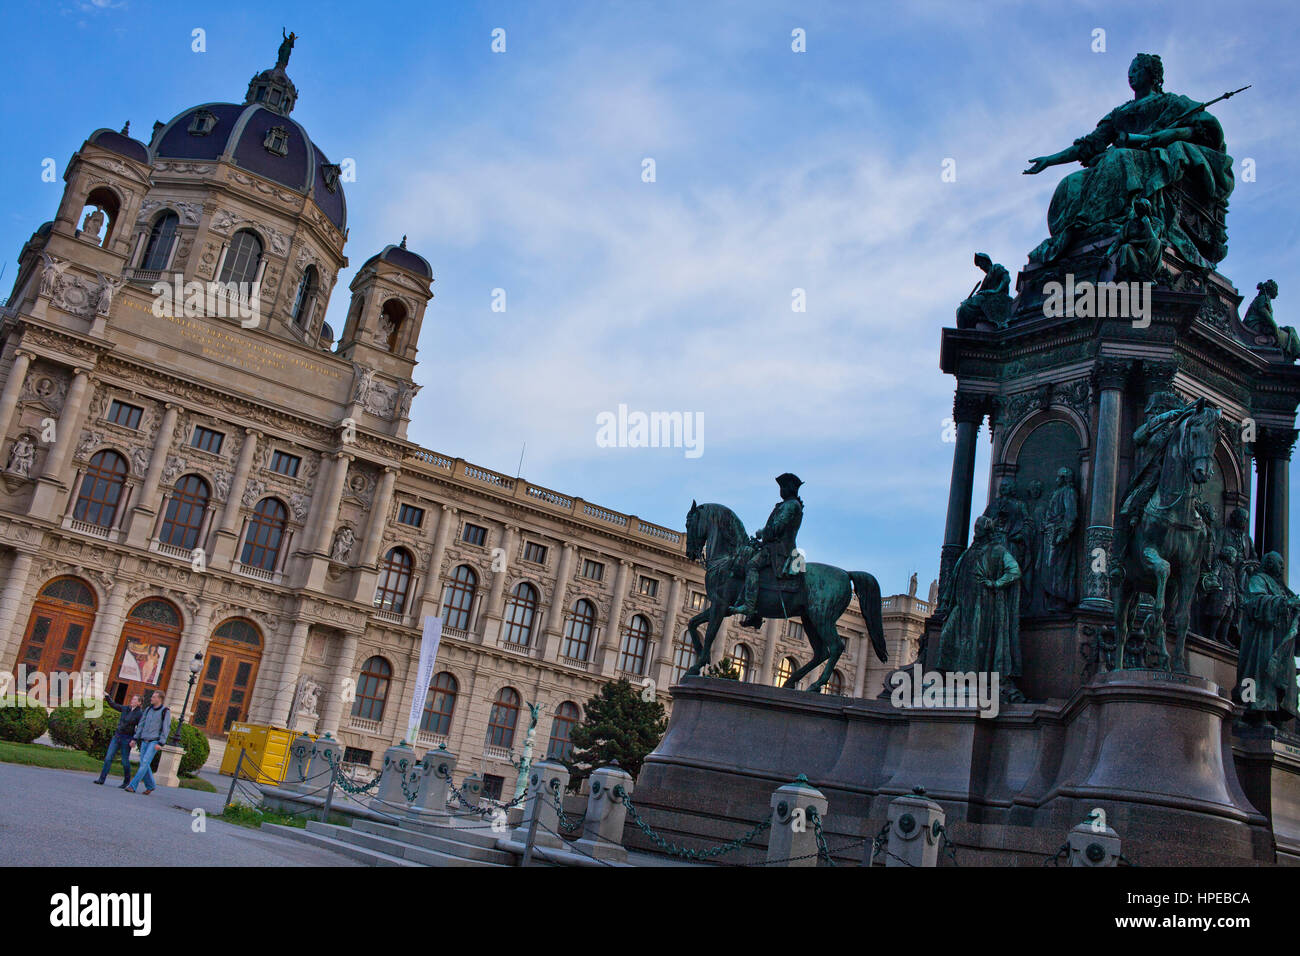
top-left (0, 53), bottom-right (926, 797)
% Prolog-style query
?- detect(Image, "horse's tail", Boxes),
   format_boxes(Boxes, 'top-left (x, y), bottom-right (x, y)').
top-left (850, 571), bottom-right (888, 662)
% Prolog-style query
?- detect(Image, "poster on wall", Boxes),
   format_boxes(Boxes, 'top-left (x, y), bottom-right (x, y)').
top-left (118, 639), bottom-right (169, 686)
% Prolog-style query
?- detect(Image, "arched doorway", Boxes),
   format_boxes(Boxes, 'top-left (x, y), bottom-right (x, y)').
top-left (191, 618), bottom-right (263, 736)
top-left (14, 578), bottom-right (97, 693)
top-left (107, 598), bottom-right (183, 706)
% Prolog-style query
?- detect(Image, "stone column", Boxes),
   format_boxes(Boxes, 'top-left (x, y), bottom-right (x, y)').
top-left (30, 367), bottom-right (92, 519)
top-left (768, 776), bottom-right (829, 867)
top-left (319, 630), bottom-right (360, 737)
top-left (301, 452), bottom-right (351, 590)
top-left (879, 789), bottom-right (946, 868)
top-left (167, 602), bottom-right (216, 712)
top-left (573, 763), bottom-right (634, 862)
top-left (269, 619), bottom-right (312, 727)
top-left (210, 429), bottom-right (261, 568)
top-left (84, 581), bottom-right (130, 680)
top-left (1067, 815), bottom-right (1122, 867)
top-left (480, 523), bottom-right (516, 643)
top-left (1081, 360), bottom-right (1129, 610)
top-left (415, 504), bottom-right (456, 622)
top-left (508, 757), bottom-right (570, 850)
top-left (759, 618), bottom-right (779, 685)
top-left (359, 467), bottom-right (397, 568)
top-left (0, 550), bottom-right (35, 671)
top-left (653, 576), bottom-right (684, 684)
top-left (126, 402), bottom-right (181, 548)
top-left (938, 391), bottom-right (986, 600)
top-left (0, 349), bottom-right (34, 440)
top-left (597, 560), bottom-right (632, 675)
top-left (408, 745), bottom-right (457, 822)
top-left (539, 542), bottom-right (575, 662)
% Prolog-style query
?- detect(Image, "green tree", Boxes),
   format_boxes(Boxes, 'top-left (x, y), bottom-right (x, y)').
top-left (564, 679), bottom-right (667, 787)
top-left (705, 656), bottom-right (741, 680)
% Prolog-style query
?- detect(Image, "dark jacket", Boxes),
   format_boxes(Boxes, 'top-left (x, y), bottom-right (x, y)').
top-left (105, 698), bottom-right (143, 739)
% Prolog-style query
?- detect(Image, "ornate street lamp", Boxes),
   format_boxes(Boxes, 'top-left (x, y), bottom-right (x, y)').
top-left (169, 652), bottom-right (204, 746)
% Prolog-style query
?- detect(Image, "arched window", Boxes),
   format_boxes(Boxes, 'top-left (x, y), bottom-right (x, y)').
top-left (420, 671), bottom-right (458, 736)
top-left (351, 656), bottom-right (392, 722)
top-left (671, 632), bottom-right (695, 683)
top-left (775, 656), bottom-right (798, 687)
top-left (213, 618), bottom-right (261, 646)
top-left (240, 498), bottom-right (286, 572)
top-left (823, 670), bottom-right (845, 696)
top-left (732, 643), bottom-right (753, 682)
top-left (159, 474), bottom-right (210, 550)
top-left (140, 211), bottom-right (178, 271)
top-left (379, 299), bottom-right (406, 352)
top-left (374, 547), bottom-right (413, 614)
top-left (441, 564), bottom-right (477, 631)
top-left (78, 186), bottom-right (121, 247)
top-left (487, 687), bottom-right (520, 749)
top-left (127, 598), bottom-right (181, 628)
top-left (219, 229), bottom-right (263, 285)
top-left (74, 450), bottom-right (127, 528)
top-left (547, 701), bottom-right (580, 761)
top-left (618, 614), bottom-right (651, 676)
top-left (291, 264), bottom-right (319, 328)
top-left (562, 598), bottom-right (596, 661)
top-left (502, 582), bottom-right (538, 647)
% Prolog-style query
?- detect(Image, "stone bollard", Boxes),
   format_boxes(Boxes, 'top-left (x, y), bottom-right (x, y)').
top-left (767, 775), bottom-right (829, 867)
top-left (375, 740), bottom-right (418, 808)
top-left (155, 744), bottom-right (186, 789)
top-left (883, 788), bottom-right (945, 867)
top-left (1068, 813), bottom-right (1121, 867)
top-left (573, 761), bottom-right (634, 863)
top-left (285, 732), bottom-right (315, 791)
top-left (407, 744), bottom-right (457, 823)
top-left (509, 757), bottom-right (570, 850)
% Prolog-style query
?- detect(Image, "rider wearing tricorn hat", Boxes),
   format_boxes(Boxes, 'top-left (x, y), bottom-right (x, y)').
top-left (729, 473), bottom-right (805, 628)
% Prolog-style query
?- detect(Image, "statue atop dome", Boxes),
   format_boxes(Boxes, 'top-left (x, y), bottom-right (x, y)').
top-left (1023, 54), bottom-right (1241, 270)
top-left (277, 29), bottom-right (298, 70)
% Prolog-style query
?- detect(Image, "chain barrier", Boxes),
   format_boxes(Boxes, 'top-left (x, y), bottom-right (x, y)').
top-left (617, 785), bottom-right (770, 862)
top-left (325, 753), bottom-right (381, 794)
top-left (934, 822), bottom-right (958, 866)
top-left (807, 806), bottom-right (835, 867)
top-left (552, 789), bottom-right (585, 833)
top-left (1043, 842), bottom-right (1071, 866)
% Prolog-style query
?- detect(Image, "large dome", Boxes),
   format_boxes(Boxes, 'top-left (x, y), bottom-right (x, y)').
top-left (150, 100), bottom-right (347, 230)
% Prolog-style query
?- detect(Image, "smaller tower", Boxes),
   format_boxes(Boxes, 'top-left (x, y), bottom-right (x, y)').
top-left (338, 237), bottom-right (433, 384)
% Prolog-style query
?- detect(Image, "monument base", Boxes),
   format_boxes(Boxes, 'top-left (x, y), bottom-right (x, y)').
top-left (626, 675), bottom-right (1281, 865)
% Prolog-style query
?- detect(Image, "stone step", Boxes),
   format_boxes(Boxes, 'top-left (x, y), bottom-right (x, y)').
top-left (389, 816), bottom-right (516, 850)
top-left (263, 824), bottom-right (423, 867)
top-left (352, 819), bottom-right (517, 866)
top-left (308, 820), bottom-right (509, 867)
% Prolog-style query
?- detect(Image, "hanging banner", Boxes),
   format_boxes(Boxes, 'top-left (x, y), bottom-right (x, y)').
top-left (406, 615), bottom-right (444, 741)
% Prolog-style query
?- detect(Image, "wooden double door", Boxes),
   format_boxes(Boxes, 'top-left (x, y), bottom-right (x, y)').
top-left (190, 639), bottom-right (261, 736)
top-left (14, 578), bottom-right (97, 697)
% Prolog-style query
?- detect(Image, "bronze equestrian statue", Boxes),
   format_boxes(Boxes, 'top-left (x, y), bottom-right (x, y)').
top-left (684, 481), bottom-right (887, 693)
top-left (1110, 395), bottom-right (1221, 672)
top-left (729, 472), bottom-right (805, 628)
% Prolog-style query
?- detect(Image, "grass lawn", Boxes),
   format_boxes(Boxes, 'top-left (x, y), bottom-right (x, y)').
top-left (216, 804), bottom-right (350, 830)
top-left (0, 739), bottom-right (214, 789)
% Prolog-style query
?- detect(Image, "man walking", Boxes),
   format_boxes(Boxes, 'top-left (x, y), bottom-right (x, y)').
top-left (125, 691), bottom-right (171, 795)
top-left (93, 693), bottom-right (142, 788)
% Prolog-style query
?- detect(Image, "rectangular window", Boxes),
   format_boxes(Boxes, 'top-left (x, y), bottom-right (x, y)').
top-left (107, 400), bottom-right (143, 430)
top-left (191, 425), bottom-right (225, 455)
top-left (638, 576), bottom-right (660, 598)
top-left (269, 450), bottom-right (301, 477)
top-left (397, 503), bottom-right (425, 528)
top-left (342, 747), bottom-right (373, 767)
top-left (581, 559), bottom-right (605, 582)
top-left (482, 774), bottom-right (505, 802)
top-left (690, 591), bottom-right (706, 610)
top-left (462, 523), bottom-right (487, 547)
top-left (523, 541), bottom-right (547, 564)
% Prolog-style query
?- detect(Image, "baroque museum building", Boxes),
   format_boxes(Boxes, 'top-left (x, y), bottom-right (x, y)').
top-left (0, 50), bottom-right (922, 797)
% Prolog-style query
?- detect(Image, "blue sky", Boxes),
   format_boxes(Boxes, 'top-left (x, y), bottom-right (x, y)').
top-left (4, 0), bottom-right (1300, 590)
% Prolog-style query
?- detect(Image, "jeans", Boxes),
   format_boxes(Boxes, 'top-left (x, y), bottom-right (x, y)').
top-left (129, 740), bottom-right (160, 791)
top-left (96, 734), bottom-right (133, 783)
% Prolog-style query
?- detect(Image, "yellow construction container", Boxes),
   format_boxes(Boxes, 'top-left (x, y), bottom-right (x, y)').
top-left (219, 723), bottom-right (311, 785)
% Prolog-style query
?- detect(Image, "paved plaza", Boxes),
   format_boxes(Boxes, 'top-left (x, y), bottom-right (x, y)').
top-left (0, 763), bottom-right (358, 867)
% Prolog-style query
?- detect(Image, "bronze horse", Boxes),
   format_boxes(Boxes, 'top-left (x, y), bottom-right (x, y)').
top-left (684, 501), bottom-right (887, 692)
top-left (1113, 399), bottom-right (1221, 672)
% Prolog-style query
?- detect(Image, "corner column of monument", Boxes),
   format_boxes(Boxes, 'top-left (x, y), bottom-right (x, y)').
top-left (209, 428), bottom-right (262, 569)
top-left (938, 390), bottom-right (988, 598)
top-left (29, 367), bottom-right (92, 520)
top-left (125, 402), bottom-right (181, 548)
top-left (1080, 359), bottom-right (1130, 611)
top-left (1255, 426), bottom-right (1297, 569)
